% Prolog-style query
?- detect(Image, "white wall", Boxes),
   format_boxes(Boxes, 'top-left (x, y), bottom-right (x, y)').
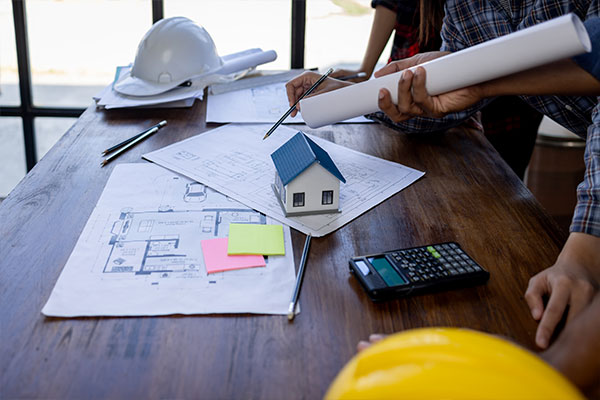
top-left (285, 163), bottom-right (340, 213)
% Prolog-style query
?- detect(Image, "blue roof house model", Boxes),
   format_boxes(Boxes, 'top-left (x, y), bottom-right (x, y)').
top-left (271, 132), bottom-right (346, 217)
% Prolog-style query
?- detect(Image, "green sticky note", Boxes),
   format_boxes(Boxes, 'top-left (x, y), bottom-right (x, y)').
top-left (227, 224), bottom-right (285, 256)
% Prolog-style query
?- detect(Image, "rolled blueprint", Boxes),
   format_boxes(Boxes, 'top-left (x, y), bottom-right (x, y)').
top-left (299, 13), bottom-right (591, 128)
top-left (217, 48), bottom-right (278, 75)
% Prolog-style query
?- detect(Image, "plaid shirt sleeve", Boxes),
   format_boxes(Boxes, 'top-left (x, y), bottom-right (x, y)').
top-left (365, 103), bottom-right (487, 134)
top-left (571, 104), bottom-right (600, 237)
top-left (574, 17), bottom-right (600, 80)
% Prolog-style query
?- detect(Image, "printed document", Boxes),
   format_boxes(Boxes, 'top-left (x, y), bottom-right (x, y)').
top-left (42, 163), bottom-right (296, 317)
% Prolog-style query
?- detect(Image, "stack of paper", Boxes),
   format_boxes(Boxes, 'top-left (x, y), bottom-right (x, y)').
top-left (93, 65), bottom-right (204, 109)
top-left (94, 48), bottom-right (277, 110)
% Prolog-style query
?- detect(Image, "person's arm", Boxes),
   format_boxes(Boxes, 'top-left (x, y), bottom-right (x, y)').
top-left (331, 5), bottom-right (397, 82)
top-left (359, 5), bottom-right (397, 78)
top-left (376, 58), bottom-right (600, 122)
top-left (542, 293), bottom-right (600, 397)
top-left (525, 233), bottom-right (600, 348)
top-left (376, 16), bottom-right (600, 119)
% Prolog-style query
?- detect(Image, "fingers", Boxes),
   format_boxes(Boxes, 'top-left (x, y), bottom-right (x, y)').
top-left (396, 70), bottom-right (421, 115)
top-left (368, 333), bottom-right (386, 343)
top-left (525, 273), bottom-right (548, 321)
top-left (374, 52), bottom-right (438, 78)
top-left (377, 70), bottom-right (426, 123)
top-left (356, 340), bottom-right (371, 352)
top-left (285, 72), bottom-right (319, 117)
top-left (411, 67), bottom-right (433, 111)
top-left (356, 333), bottom-right (387, 352)
top-left (535, 285), bottom-right (570, 349)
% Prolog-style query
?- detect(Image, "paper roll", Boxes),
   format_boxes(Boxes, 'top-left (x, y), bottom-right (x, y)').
top-left (218, 49), bottom-right (278, 75)
top-left (300, 13), bottom-right (591, 129)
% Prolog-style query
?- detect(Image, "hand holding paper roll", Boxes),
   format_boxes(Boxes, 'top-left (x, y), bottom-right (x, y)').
top-left (294, 13), bottom-right (591, 129)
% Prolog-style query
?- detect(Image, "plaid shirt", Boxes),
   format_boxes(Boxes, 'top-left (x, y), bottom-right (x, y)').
top-left (371, 0), bottom-right (600, 237)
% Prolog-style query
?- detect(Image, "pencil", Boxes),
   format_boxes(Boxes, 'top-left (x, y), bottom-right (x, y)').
top-left (100, 121), bottom-right (167, 167)
top-left (102, 120), bottom-right (167, 155)
top-left (287, 234), bottom-right (312, 321)
top-left (263, 68), bottom-right (334, 140)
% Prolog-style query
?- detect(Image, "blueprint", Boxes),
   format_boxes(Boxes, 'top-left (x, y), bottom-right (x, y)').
top-left (206, 80), bottom-right (370, 124)
top-left (143, 124), bottom-right (425, 237)
top-left (42, 163), bottom-right (296, 317)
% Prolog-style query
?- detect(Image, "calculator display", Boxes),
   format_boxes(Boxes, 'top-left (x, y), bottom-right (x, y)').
top-left (367, 256), bottom-right (406, 286)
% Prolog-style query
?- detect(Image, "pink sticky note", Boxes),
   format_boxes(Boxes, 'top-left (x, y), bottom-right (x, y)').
top-left (201, 238), bottom-right (266, 274)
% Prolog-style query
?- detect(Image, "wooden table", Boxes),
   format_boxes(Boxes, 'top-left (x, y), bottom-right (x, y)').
top-left (0, 99), bottom-right (566, 399)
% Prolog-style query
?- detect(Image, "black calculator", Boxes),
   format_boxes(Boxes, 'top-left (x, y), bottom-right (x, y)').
top-left (349, 242), bottom-right (489, 301)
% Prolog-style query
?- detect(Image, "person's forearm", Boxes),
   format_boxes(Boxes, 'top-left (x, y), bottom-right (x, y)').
top-left (542, 293), bottom-right (600, 394)
top-left (360, 6), bottom-right (396, 76)
top-left (480, 59), bottom-right (600, 98)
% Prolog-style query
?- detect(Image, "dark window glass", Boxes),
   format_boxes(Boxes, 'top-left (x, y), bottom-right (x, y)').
top-left (293, 192), bottom-right (305, 207)
top-left (322, 190), bottom-right (333, 205)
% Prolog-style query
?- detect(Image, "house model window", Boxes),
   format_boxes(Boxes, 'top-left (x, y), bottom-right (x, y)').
top-left (322, 190), bottom-right (333, 205)
top-left (293, 192), bottom-right (305, 207)
top-left (270, 132), bottom-right (346, 217)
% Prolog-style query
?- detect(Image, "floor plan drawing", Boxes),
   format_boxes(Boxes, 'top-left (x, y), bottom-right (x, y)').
top-left (104, 207), bottom-right (265, 276)
top-left (42, 163), bottom-right (296, 317)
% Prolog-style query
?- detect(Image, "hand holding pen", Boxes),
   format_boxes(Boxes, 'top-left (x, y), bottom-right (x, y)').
top-left (284, 70), bottom-right (352, 118)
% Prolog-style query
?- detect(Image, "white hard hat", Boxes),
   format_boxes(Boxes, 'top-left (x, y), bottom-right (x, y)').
top-left (114, 17), bottom-right (223, 96)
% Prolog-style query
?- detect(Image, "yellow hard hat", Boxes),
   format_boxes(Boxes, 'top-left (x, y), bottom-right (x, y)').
top-left (325, 328), bottom-right (583, 400)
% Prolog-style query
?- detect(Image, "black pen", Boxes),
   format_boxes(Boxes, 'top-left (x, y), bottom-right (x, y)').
top-left (263, 68), bottom-right (334, 140)
top-left (288, 234), bottom-right (312, 321)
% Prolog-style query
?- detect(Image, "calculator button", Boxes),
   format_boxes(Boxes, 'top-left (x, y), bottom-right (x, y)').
top-left (457, 267), bottom-right (466, 274)
top-left (449, 269), bottom-right (458, 276)
top-left (465, 266), bottom-right (474, 273)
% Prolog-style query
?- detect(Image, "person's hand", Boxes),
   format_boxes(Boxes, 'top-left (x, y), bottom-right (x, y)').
top-left (330, 69), bottom-right (369, 83)
top-left (372, 51), bottom-right (485, 122)
top-left (525, 232), bottom-right (600, 349)
top-left (285, 72), bottom-right (351, 117)
top-left (357, 333), bottom-right (386, 352)
top-left (373, 51), bottom-right (449, 79)
top-left (376, 67), bottom-right (485, 122)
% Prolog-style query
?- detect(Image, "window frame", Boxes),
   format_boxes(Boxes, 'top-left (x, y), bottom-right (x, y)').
top-left (321, 190), bottom-right (333, 205)
top-left (293, 192), bottom-right (305, 207)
